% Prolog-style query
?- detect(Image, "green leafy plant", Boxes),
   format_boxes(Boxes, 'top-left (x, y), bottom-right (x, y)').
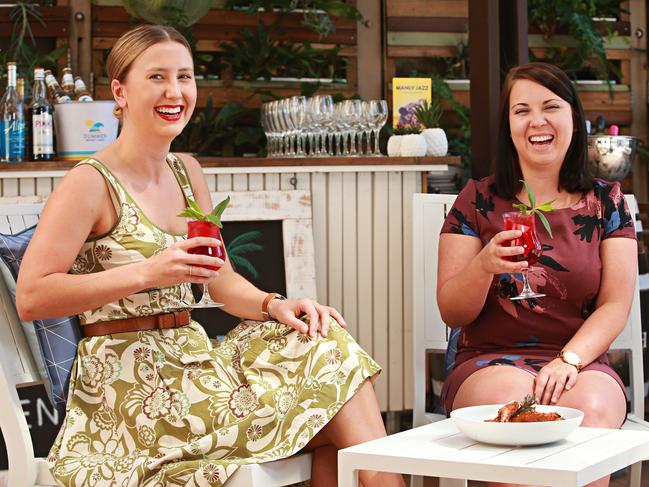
top-left (429, 76), bottom-right (471, 177)
top-left (122, 0), bottom-right (213, 28)
top-left (0, 2), bottom-right (68, 87)
top-left (220, 23), bottom-right (345, 81)
top-left (393, 124), bottom-right (421, 135)
top-left (512, 180), bottom-right (555, 238)
top-left (414, 99), bottom-right (443, 129)
top-left (528, 0), bottom-right (626, 81)
top-left (171, 96), bottom-right (264, 156)
top-left (225, 0), bottom-right (364, 38)
top-left (178, 196), bottom-right (231, 227)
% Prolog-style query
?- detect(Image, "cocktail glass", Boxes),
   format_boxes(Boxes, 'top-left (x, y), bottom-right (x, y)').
top-left (502, 212), bottom-right (545, 300)
top-left (187, 219), bottom-right (225, 308)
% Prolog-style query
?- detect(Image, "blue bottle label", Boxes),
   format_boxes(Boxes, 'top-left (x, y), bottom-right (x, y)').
top-left (7, 118), bottom-right (25, 160)
top-left (0, 119), bottom-right (5, 157)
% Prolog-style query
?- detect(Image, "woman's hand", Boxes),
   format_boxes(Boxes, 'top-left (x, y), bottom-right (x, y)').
top-left (268, 298), bottom-right (347, 337)
top-left (141, 237), bottom-right (224, 288)
top-left (533, 358), bottom-right (579, 405)
top-left (475, 229), bottom-right (529, 275)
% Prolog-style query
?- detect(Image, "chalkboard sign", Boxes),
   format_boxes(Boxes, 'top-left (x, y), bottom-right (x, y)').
top-left (192, 220), bottom-right (287, 337)
top-left (0, 384), bottom-right (61, 468)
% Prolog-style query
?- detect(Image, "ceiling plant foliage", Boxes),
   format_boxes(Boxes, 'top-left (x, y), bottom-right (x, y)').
top-left (0, 2), bottom-right (68, 87)
top-left (225, 0), bottom-right (363, 37)
top-left (121, 0), bottom-right (213, 28)
top-left (528, 0), bottom-right (627, 81)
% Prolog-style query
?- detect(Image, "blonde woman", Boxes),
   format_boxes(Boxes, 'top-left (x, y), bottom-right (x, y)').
top-left (16, 24), bottom-right (404, 487)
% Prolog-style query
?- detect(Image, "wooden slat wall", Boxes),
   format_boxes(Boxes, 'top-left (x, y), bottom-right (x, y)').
top-left (0, 168), bottom-right (426, 413)
top-left (91, 5), bottom-right (359, 109)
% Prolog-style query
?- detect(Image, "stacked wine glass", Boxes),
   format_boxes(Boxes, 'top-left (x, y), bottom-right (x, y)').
top-left (261, 95), bottom-right (389, 157)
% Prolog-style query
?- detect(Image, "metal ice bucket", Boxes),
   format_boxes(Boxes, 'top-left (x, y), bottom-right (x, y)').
top-left (587, 135), bottom-right (638, 181)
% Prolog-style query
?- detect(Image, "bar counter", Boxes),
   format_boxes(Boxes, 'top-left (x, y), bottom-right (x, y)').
top-left (0, 155), bottom-right (461, 174)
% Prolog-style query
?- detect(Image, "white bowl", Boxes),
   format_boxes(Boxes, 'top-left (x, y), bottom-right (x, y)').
top-left (450, 404), bottom-right (584, 446)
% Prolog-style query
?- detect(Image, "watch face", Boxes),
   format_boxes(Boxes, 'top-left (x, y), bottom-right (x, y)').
top-left (562, 351), bottom-right (580, 365)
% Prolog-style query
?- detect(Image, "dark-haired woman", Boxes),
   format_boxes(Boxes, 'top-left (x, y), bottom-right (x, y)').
top-left (437, 62), bottom-right (636, 487)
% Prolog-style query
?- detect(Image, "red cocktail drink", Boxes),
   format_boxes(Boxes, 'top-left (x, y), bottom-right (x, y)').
top-left (187, 220), bottom-right (224, 271)
top-left (502, 212), bottom-right (542, 266)
top-left (186, 219), bottom-right (225, 308)
top-left (502, 211), bottom-right (545, 300)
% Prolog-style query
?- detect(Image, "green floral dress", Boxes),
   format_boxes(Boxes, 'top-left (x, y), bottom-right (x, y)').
top-left (47, 154), bottom-right (381, 486)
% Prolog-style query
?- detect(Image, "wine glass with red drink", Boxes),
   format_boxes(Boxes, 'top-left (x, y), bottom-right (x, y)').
top-left (187, 219), bottom-right (225, 308)
top-left (179, 196), bottom-right (231, 308)
top-left (502, 211), bottom-right (545, 300)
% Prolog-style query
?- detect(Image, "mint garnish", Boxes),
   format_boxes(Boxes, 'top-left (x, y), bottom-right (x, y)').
top-left (178, 196), bottom-right (230, 228)
top-left (511, 180), bottom-right (554, 239)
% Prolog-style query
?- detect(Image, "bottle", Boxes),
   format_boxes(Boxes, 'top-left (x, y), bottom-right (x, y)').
top-left (1, 62), bottom-right (26, 163)
top-left (16, 76), bottom-right (25, 103)
top-left (44, 70), bottom-right (71, 104)
top-left (61, 67), bottom-right (75, 97)
top-left (17, 75), bottom-right (30, 160)
top-left (30, 67), bottom-right (54, 161)
top-left (73, 76), bottom-right (93, 102)
top-left (0, 75), bottom-right (5, 158)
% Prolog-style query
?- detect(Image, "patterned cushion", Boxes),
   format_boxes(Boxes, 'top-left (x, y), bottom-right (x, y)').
top-left (0, 226), bottom-right (81, 415)
top-left (0, 258), bottom-right (49, 387)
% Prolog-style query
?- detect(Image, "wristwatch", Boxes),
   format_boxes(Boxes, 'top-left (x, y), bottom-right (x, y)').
top-left (261, 292), bottom-right (287, 319)
top-left (558, 350), bottom-right (583, 371)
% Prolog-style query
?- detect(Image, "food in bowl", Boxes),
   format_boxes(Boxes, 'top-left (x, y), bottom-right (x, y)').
top-left (486, 394), bottom-right (563, 423)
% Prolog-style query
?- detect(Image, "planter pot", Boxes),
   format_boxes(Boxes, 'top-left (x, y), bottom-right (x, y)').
top-left (387, 135), bottom-right (403, 156)
top-left (400, 134), bottom-right (427, 157)
top-left (422, 128), bottom-right (448, 157)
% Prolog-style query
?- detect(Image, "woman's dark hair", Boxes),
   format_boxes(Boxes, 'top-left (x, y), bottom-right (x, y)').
top-left (492, 62), bottom-right (593, 199)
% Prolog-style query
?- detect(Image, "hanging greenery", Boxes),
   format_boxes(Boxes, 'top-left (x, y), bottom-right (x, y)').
top-left (0, 2), bottom-right (68, 87)
top-left (121, 0), bottom-right (213, 28)
top-left (528, 0), bottom-right (627, 81)
top-left (220, 22), bottom-right (345, 81)
top-left (170, 95), bottom-right (265, 156)
top-left (225, 0), bottom-right (363, 38)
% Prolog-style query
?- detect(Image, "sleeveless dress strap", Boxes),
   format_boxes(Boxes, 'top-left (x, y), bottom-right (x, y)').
top-left (74, 158), bottom-right (126, 210)
top-left (166, 153), bottom-right (197, 206)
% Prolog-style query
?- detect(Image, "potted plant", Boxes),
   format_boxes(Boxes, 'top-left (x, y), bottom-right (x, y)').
top-left (388, 124), bottom-right (427, 157)
top-left (414, 99), bottom-right (448, 157)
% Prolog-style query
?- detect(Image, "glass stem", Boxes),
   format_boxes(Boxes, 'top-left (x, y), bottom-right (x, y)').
top-left (520, 269), bottom-right (533, 296)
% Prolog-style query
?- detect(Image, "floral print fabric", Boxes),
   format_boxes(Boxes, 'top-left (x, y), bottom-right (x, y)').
top-left (48, 154), bottom-right (380, 485)
top-left (70, 155), bottom-right (195, 325)
top-left (439, 177), bottom-right (635, 412)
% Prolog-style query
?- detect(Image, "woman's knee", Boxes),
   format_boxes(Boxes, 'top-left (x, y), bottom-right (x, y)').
top-left (453, 367), bottom-right (535, 409)
top-left (570, 395), bottom-right (624, 428)
top-left (558, 373), bottom-right (626, 428)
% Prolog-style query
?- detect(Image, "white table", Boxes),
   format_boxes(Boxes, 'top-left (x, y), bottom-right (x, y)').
top-left (337, 419), bottom-right (649, 487)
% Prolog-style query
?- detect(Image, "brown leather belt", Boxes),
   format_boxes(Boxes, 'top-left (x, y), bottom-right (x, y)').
top-left (83, 310), bottom-right (191, 337)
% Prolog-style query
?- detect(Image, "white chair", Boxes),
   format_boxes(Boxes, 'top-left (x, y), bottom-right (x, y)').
top-left (412, 193), bottom-right (649, 487)
top-left (0, 202), bottom-right (312, 487)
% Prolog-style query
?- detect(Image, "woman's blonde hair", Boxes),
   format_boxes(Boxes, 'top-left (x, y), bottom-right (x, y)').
top-left (107, 24), bottom-right (192, 119)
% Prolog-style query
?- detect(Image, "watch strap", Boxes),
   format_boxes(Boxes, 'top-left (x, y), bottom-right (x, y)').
top-left (261, 293), bottom-right (286, 319)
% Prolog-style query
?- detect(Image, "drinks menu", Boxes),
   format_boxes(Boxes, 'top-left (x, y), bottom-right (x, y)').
top-left (392, 77), bottom-right (431, 129)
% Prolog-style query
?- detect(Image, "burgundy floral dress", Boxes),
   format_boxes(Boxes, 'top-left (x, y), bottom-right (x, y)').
top-left (440, 177), bottom-right (636, 412)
